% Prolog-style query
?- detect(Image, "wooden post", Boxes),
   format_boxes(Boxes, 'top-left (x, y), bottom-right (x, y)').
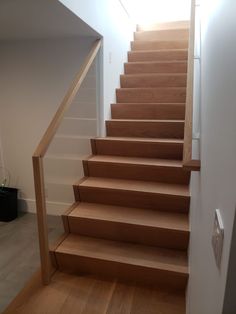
top-left (183, 0), bottom-right (200, 171)
top-left (32, 156), bottom-right (51, 284)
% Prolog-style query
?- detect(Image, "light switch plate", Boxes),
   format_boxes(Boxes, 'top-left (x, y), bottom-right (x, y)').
top-left (212, 209), bottom-right (224, 269)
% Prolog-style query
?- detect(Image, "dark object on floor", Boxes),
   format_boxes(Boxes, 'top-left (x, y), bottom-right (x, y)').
top-left (0, 187), bottom-right (18, 222)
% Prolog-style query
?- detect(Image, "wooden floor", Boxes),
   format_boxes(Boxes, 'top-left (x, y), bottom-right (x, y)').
top-left (0, 213), bottom-right (63, 313)
top-left (3, 270), bottom-right (186, 314)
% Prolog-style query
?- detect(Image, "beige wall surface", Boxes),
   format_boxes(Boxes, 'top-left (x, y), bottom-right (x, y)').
top-left (60, 0), bottom-right (135, 128)
top-left (0, 37), bottom-right (95, 214)
top-left (187, 0), bottom-right (236, 313)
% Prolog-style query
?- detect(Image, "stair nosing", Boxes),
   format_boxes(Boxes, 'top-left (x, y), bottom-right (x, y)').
top-left (95, 137), bottom-right (184, 144)
top-left (70, 215), bottom-right (189, 233)
top-left (111, 102), bottom-right (186, 105)
top-left (120, 73), bottom-right (187, 77)
top-left (128, 49), bottom-right (188, 53)
top-left (106, 119), bottom-right (185, 123)
top-left (116, 87), bottom-right (186, 91)
top-left (131, 39), bottom-right (188, 42)
top-left (134, 29), bottom-right (189, 34)
top-left (86, 155), bottom-right (184, 168)
top-left (79, 177), bottom-right (189, 197)
top-left (124, 61), bottom-right (188, 65)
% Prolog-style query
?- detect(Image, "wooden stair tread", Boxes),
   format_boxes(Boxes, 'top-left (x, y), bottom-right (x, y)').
top-left (131, 39), bottom-right (188, 44)
top-left (131, 40), bottom-right (189, 51)
top-left (128, 49), bottom-right (188, 53)
top-left (106, 119), bottom-right (184, 139)
top-left (56, 234), bottom-right (188, 274)
top-left (116, 86), bottom-right (186, 103)
top-left (135, 29), bottom-right (189, 35)
top-left (128, 50), bottom-right (188, 62)
top-left (69, 202), bottom-right (189, 231)
top-left (87, 155), bottom-right (183, 167)
top-left (95, 136), bottom-right (184, 143)
top-left (111, 103), bottom-right (185, 120)
top-left (92, 137), bottom-right (183, 159)
top-left (120, 74), bottom-right (187, 88)
top-left (79, 177), bottom-right (189, 197)
top-left (124, 61), bottom-right (187, 74)
top-left (134, 29), bottom-right (189, 41)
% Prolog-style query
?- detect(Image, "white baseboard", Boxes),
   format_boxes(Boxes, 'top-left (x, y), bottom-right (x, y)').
top-left (18, 198), bottom-right (72, 216)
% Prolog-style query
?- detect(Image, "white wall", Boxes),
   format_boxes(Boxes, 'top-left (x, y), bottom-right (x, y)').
top-left (187, 0), bottom-right (236, 313)
top-left (0, 0), bottom-right (134, 215)
top-left (120, 0), bottom-right (191, 24)
top-left (0, 37), bottom-right (95, 214)
top-left (59, 0), bottom-right (135, 127)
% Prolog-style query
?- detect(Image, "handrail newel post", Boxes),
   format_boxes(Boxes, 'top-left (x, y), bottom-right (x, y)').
top-left (32, 155), bottom-right (51, 285)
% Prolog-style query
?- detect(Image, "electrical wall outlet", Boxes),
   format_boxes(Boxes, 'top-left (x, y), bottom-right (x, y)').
top-left (212, 209), bottom-right (224, 269)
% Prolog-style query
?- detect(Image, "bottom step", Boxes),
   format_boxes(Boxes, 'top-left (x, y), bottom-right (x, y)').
top-left (54, 234), bottom-right (188, 290)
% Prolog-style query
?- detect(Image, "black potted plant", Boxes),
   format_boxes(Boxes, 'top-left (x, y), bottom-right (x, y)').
top-left (0, 167), bottom-right (18, 222)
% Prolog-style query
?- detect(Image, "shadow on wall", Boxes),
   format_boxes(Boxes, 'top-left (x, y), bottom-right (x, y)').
top-left (222, 208), bottom-right (236, 314)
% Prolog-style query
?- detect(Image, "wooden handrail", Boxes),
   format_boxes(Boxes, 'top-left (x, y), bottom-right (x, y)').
top-left (183, 0), bottom-right (200, 171)
top-left (32, 39), bottom-right (101, 284)
top-left (34, 39), bottom-right (102, 158)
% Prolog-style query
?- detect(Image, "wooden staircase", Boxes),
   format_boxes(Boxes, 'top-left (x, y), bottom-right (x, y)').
top-left (51, 21), bottom-right (190, 296)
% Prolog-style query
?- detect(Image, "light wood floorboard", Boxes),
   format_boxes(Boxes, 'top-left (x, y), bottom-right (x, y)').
top-left (3, 271), bottom-right (186, 314)
top-left (0, 213), bottom-right (63, 313)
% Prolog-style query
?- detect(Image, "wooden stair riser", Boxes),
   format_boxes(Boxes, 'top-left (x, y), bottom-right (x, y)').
top-left (91, 139), bottom-right (183, 159)
top-left (116, 88), bottom-right (186, 103)
top-left (120, 74), bottom-right (187, 88)
top-left (55, 252), bottom-right (188, 289)
top-left (134, 29), bottom-right (189, 41)
top-left (128, 50), bottom-right (188, 62)
top-left (137, 21), bottom-right (190, 31)
top-left (124, 62), bottom-right (187, 74)
top-left (75, 186), bottom-right (190, 213)
top-left (68, 217), bottom-right (189, 250)
top-left (106, 120), bottom-right (184, 138)
top-left (131, 40), bottom-right (188, 51)
top-left (83, 160), bottom-right (190, 184)
top-left (111, 103), bottom-right (185, 120)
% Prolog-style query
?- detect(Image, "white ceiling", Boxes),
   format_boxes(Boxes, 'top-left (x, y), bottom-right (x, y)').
top-left (0, 0), bottom-right (99, 40)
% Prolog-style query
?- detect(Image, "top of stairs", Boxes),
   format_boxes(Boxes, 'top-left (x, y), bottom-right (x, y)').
top-left (137, 20), bottom-right (190, 32)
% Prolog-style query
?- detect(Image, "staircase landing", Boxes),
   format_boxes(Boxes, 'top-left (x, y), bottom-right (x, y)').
top-left (3, 270), bottom-right (185, 314)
